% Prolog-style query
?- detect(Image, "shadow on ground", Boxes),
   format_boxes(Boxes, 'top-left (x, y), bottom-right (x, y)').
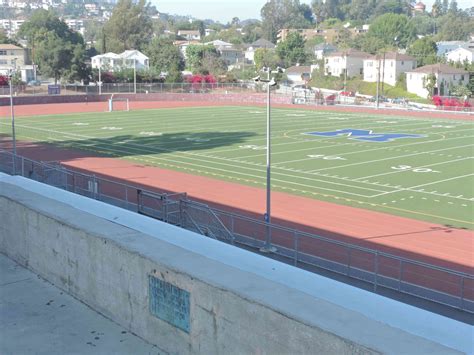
top-left (1, 131), bottom-right (257, 160)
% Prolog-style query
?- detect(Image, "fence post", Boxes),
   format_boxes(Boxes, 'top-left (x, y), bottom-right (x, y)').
top-left (346, 248), bottom-right (352, 276)
top-left (21, 156), bottom-right (24, 177)
top-left (398, 259), bottom-right (403, 292)
top-left (460, 277), bottom-right (465, 311)
top-left (293, 231), bottom-right (298, 266)
top-left (374, 251), bottom-right (379, 292)
top-left (125, 186), bottom-right (129, 210)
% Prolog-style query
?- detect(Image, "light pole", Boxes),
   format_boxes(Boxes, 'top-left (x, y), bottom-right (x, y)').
top-left (9, 59), bottom-right (17, 173)
top-left (9, 59), bottom-right (17, 153)
top-left (254, 66), bottom-right (282, 253)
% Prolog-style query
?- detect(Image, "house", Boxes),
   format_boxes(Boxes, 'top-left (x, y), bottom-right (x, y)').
top-left (412, 2), bottom-right (426, 15)
top-left (285, 65), bottom-right (314, 85)
top-left (91, 50), bottom-right (149, 72)
top-left (0, 43), bottom-right (34, 82)
top-left (173, 40), bottom-right (202, 60)
top-left (363, 52), bottom-right (416, 86)
top-left (436, 41), bottom-right (468, 57)
top-left (205, 40), bottom-right (233, 50)
top-left (314, 43), bottom-right (337, 60)
top-left (446, 47), bottom-right (474, 64)
top-left (406, 64), bottom-right (468, 98)
top-left (244, 38), bottom-right (275, 64)
top-left (177, 30), bottom-right (201, 41)
top-left (218, 47), bottom-right (244, 65)
top-left (325, 49), bottom-right (371, 78)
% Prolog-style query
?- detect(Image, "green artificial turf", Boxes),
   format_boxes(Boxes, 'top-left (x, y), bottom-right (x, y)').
top-left (1, 105), bottom-right (473, 229)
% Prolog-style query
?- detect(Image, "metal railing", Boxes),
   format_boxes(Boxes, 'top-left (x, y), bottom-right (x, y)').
top-left (1, 149), bottom-right (472, 313)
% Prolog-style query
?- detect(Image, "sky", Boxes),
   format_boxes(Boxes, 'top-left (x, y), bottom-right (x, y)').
top-left (152, 0), bottom-right (473, 23)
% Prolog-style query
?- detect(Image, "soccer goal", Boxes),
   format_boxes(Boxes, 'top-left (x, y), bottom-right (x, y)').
top-left (108, 95), bottom-right (130, 112)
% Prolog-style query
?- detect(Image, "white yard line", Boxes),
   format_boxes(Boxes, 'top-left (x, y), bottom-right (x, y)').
top-left (355, 156), bottom-right (472, 181)
top-left (409, 173), bottom-right (474, 189)
top-left (370, 174), bottom-right (474, 201)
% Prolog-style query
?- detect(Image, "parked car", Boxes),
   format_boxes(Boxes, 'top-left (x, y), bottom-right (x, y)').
top-left (325, 94), bottom-right (337, 105)
top-left (339, 90), bottom-right (355, 97)
top-left (391, 97), bottom-right (407, 105)
top-left (369, 95), bottom-right (389, 103)
top-left (27, 80), bottom-right (41, 86)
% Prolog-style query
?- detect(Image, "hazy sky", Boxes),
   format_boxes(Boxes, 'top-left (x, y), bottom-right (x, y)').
top-left (152, 0), bottom-right (472, 23)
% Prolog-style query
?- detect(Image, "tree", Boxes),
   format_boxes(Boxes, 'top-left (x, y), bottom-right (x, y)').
top-left (436, 13), bottom-right (473, 41)
top-left (423, 73), bottom-right (437, 98)
top-left (34, 32), bottom-right (75, 84)
top-left (410, 14), bottom-right (436, 37)
top-left (374, 0), bottom-right (410, 17)
top-left (448, 0), bottom-right (458, 14)
top-left (199, 52), bottom-right (227, 75)
top-left (312, 0), bottom-right (327, 24)
top-left (367, 13), bottom-right (416, 49)
top-left (18, 10), bottom-right (88, 83)
top-left (103, 0), bottom-right (153, 53)
top-left (19, 9), bottom-right (83, 45)
top-left (196, 21), bottom-right (206, 39)
top-left (407, 37), bottom-right (438, 67)
top-left (261, 0), bottom-right (313, 42)
top-left (276, 32), bottom-right (307, 67)
top-left (442, 0), bottom-right (449, 14)
top-left (0, 29), bottom-right (20, 46)
top-left (144, 38), bottom-right (185, 73)
top-left (432, 0), bottom-right (442, 17)
top-left (254, 48), bottom-right (280, 71)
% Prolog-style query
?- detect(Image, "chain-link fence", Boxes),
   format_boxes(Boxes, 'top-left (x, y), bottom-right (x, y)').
top-left (1, 149), bottom-right (472, 313)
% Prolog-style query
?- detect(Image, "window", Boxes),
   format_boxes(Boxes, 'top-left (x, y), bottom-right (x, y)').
top-left (461, 75), bottom-right (464, 80)
top-left (401, 61), bottom-right (404, 65)
top-left (0, 50), bottom-right (6, 55)
top-left (0, 59), bottom-right (7, 64)
top-left (10, 59), bottom-right (16, 65)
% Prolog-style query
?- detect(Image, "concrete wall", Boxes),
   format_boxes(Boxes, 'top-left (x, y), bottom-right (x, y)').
top-left (0, 92), bottom-right (292, 107)
top-left (0, 173), bottom-right (471, 355)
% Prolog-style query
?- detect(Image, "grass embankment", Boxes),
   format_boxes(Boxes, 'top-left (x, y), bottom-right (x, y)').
top-left (310, 72), bottom-right (431, 104)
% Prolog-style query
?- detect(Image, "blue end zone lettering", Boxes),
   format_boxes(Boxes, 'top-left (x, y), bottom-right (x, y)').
top-left (304, 129), bottom-right (425, 142)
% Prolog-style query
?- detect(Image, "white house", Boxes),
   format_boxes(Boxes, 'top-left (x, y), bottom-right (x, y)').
top-left (177, 30), bottom-right (201, 41)
top-left (406, 64), bottom-right (468, 98)
top-left (286, 65), bottom-right (316, 85)
top-left (325, 49), bottom-right (371, 78)
top-left (446, 47), bottom-right (474, 64)
top-left (436, 41), bottom-right (468, 57)
top-left (91, 50), bottom-right (149, 72)
top-left (363, 52), bottom-right (416, 86)
top-left (205, 40), bottom-right (233, 50)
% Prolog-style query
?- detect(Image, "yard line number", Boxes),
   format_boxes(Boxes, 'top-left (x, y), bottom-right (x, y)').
top-left (391, 165), bottom-right (440, 173)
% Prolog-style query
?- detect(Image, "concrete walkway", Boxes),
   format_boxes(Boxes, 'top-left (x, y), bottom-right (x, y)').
top-left (0, 254), bottom-right (161, 355)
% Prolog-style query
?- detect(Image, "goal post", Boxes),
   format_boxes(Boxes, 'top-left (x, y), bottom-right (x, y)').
top-left (108, 95), bottom-right (130, 112)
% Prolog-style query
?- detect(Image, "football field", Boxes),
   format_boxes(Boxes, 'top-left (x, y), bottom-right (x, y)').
top-left (1, 105), bottom-right (473, 229)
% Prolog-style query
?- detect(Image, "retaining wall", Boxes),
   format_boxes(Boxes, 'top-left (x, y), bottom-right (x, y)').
top-left (0, 173), bottom-right (471, 354)
top-left (0, 92), bottom-right (291, 106)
